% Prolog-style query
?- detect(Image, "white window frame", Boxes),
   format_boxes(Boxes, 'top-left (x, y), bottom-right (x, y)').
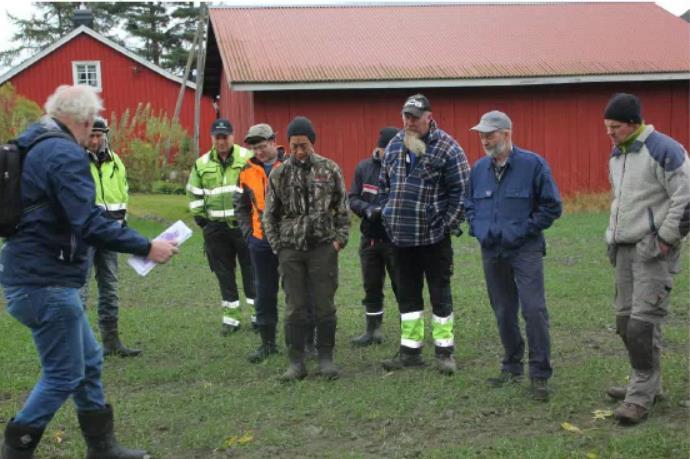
top-left (72, 61), bottom-right (102, 90)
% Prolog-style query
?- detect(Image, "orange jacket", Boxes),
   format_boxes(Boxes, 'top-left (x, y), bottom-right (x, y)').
top-left (235, 157), bottom-right (282, 240)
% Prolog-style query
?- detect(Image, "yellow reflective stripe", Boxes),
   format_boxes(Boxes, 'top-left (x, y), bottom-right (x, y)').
top-left (432, 313), bottom-right (453, 325)
top-left (365, 311), bottom-right (384, 316)
top-left (401, 338), bottom-right (423, 348)
top-left (208, 209), bottom-right (235, 218)
top-left (401, 311), bottom-right (423, 321)
top-left (189, 199), bottom-right (205, 209)
top-left (434, 338), bottom-right (455, 347)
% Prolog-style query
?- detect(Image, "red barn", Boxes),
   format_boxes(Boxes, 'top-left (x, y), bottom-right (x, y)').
top-left (0, 25), bottom-right (216, 152)
top-left (204, 3), bottom-right (689, 194)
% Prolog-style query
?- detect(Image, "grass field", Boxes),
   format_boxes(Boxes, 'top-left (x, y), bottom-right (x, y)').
top-left (1, 193), bottom-right (688, 459)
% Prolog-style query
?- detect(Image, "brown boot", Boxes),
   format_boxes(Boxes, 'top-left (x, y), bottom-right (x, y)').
top-left (614, 402), bottom-right (648, 425)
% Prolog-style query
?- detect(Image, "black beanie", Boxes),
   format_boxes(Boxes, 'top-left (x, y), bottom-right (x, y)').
top-left (604, 93), bottom-right (642, 124)
top-left (287, 116), bottom-right (316, 144)
top-left (377, 127), bottom-right (398, 148)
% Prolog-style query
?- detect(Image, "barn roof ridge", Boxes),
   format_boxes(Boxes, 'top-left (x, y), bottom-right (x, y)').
top-left (0, 25), bottom-right (197, 90)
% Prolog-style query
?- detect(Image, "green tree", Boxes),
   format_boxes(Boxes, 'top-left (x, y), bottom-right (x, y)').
top-left (0, 2), bottom-right (128, 67)
top-left (120, 2), bottom-right (200, 75)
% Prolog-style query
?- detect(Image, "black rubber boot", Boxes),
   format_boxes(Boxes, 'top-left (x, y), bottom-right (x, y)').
top-left (1, 419), bottom-right (44, 459)
top-left (279, 323), bottom-right (307, 382)
top-left (316, 321), bottom-right (339, 380)
top-left (304, 323), bottom-right (317, 359)
top-left (247, 325), bottom-right (279, 363)
top-left (351, 315), bottom-right (383, 347)
top-left (100, 321), bottom-right (142, 358)
top-left (78, 404), bottom-right (149, 459)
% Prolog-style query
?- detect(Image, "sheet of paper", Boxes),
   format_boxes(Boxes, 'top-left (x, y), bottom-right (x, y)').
top-left (127, 220), bottom-right (192, 276)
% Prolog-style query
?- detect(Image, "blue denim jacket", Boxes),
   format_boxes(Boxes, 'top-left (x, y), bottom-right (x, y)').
top-left (464, 146), bottom-right (562, 257)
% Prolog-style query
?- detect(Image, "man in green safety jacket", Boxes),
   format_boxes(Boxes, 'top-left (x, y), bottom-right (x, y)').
top-left (187, 118), bottom-right (256, 335)
top-left (79, 116), bottom-right (141, 357)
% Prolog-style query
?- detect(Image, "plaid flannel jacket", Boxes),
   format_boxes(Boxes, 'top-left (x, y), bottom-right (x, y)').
top-left (378, 122), bottom-right (470, 247)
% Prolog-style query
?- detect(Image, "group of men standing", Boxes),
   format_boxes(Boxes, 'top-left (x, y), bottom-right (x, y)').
top-left (1, 84), bottom-right (688, 458)
top-left (185, 91), bottom-right (689, 424)
top-left (185, 94), bottom-right (560, 391)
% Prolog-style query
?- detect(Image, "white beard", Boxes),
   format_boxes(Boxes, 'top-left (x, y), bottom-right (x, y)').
top-left (483, 141), bottom-right (508, 159)
top-left (403, 131), bottom-right (426, 157)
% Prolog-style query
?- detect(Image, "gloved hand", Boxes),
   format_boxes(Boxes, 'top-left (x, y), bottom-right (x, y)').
top-left (365, 206), bottom-right (382, 222)
top-left (194, 216), bottom-right (209, 228)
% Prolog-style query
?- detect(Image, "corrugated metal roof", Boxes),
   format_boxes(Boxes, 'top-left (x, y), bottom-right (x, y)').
top-left (209, 2), bottom-right (690, 84)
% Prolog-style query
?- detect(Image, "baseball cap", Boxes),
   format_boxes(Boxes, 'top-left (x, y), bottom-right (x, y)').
top-left (470, 110), bottom-right (512, 133)
top-left (210, 118), bottom-right (233, 136)
top-left (244, 123), bottom-right (276, 144)
top-left (402, 94), bottom-right (431, 117)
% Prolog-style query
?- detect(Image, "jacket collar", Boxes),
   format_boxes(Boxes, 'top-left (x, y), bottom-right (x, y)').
top-left (611, 125), bottom-right (654, 157)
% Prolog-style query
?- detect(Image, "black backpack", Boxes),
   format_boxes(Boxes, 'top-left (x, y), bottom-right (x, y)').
top-left (0, 131), bottom-right (74, 238)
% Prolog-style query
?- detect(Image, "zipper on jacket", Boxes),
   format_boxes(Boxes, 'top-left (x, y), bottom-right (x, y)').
top-left (97, 166), bottom-right (109, 213)
top-left (612, 154), bottom-right (627, 241)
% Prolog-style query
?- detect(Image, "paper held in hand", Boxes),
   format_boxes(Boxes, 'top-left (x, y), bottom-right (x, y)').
top-left (127, 220), bottom-right (192, 276)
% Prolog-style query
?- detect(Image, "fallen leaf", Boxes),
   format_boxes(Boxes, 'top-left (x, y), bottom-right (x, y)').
top-left (592, 409), bottom-right (613, 420)
top-left (52, 430), bottom-right (65, 444)
top-left (586, 452), bottom-right (599, 459)
top-left (238, 431), bottom-right (254, 445)
top-left (560, 421), bottom-right (583, 434)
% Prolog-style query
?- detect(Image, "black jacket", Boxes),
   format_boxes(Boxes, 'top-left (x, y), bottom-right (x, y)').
top-left (348, 152), bottom-right (388, 240)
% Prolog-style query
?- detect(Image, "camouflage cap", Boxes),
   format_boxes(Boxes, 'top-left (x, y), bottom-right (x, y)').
top-left (244, 123), bottom-right (276, 144)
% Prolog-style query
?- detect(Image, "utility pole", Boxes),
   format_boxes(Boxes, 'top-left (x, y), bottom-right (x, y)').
top-left (193, 3), bottom-right (208, 155)
top-left (172, 24), bottom-right (200, 124)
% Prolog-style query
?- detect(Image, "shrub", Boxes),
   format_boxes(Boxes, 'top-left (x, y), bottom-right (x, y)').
top-left (108, 103), bottom-right (194, 193)
top-left (0, 83), bottom-right (42, 142)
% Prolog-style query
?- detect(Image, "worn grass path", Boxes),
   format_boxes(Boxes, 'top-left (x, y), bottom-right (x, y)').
top-left (1, 194), bottom-right (688, 458)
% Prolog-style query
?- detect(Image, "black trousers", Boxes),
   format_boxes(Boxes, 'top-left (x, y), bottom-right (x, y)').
top-left (203, 222), bottom-right (256, 303)
top-left (392, 236), bottom-right (454, 355)
top-left (359, 237), bottom-right (398, 315)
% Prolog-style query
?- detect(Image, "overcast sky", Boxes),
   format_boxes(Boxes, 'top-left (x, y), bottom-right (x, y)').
top-left (0, 0), bottom-right (688, 74)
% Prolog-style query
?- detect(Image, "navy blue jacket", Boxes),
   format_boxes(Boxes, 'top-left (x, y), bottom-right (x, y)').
top-left (464, 146), bottom-right (562, 257)
top-left (349, 152), bottom-right (389, 240)
top-left (0, 117), bottom-right (150, 288)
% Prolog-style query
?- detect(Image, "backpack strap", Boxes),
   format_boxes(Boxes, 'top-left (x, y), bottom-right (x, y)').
top-left (21, 131), bottom-right (77, 215)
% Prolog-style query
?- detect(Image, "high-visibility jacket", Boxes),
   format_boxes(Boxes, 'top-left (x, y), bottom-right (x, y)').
top-left (235, 157), bottom-right (282, 240)
top-left (186, 145), bottom-right (253, 224)
top-left (89, 149), bottom-right (128, 220)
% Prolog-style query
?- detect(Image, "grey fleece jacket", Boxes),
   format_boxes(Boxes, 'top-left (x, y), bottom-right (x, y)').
top-left (606, 125), bottom-right (690, 246)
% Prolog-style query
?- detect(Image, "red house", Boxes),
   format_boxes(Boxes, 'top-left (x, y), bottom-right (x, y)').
top-left (204, 3), bottom-right (689, 194)
top-left (0, 25), bottom-right (216, 152)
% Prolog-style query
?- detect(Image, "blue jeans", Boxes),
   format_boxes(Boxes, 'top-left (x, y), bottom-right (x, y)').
top-left (481, 244), bottom-right (552, 380)
top-left (3, 286), bottom-right (106, 428)
top-left (80, 246), bottom-right (120, 324)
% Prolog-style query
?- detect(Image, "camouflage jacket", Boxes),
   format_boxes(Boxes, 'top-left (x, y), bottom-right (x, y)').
top-left (263, 152), bottom-right (350, 252)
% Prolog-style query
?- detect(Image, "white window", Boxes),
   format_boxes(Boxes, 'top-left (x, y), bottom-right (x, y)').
top-left (72, 61), bottom-right (101, 90)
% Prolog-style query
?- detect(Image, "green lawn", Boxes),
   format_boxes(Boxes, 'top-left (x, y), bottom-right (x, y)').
top-left (1, 194), bottom-right (688, 458)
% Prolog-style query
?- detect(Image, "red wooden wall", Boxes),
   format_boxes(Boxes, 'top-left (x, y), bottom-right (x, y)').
top-left (221, 80), bottom-right (689, 194)
top-left (8, 34), bottom-right (216, 152)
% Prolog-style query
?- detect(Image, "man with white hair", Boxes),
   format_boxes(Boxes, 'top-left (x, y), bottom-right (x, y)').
top-left (0, 85), bottom-right (177, 459)
top-left (464, 110), bottom-right (562, 401)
